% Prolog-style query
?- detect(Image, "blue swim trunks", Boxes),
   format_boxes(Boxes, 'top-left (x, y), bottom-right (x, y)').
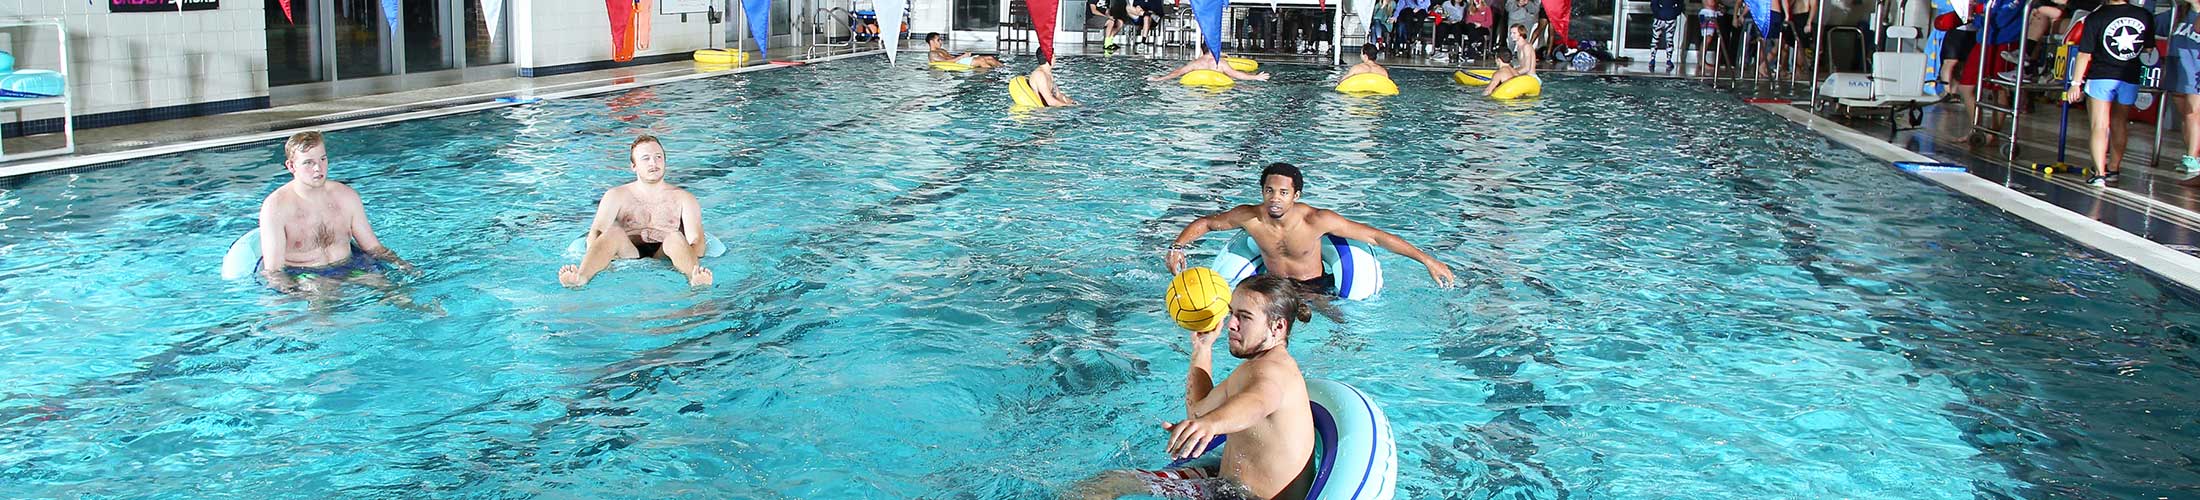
top-left (281, 246), bottom-right (386, 281)
top-left (2085, 79), bottom-right (2140, 106)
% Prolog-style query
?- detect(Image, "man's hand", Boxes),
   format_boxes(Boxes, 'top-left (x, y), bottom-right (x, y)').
top-left (2065, 81), bottom-right (2084, 103)
top-left (1162, 419), bottom-right (1221, 459)
top-left (1191, 325), bottom-right (1222, 350)
top-left (1166, 247), bottom-right (1189, 273)
top-left (264, 272), bottom-right (302, 294)
top-left (1424, 259), bottom-right (1457, 288)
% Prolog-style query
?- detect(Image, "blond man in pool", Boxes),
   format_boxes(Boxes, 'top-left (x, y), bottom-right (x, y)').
top-left (257, 131), bottom-right (414, 293)
top-left (1069, 274), bottom-right (1316, 500)
top-left (557, 135), bottom-right (714, 288)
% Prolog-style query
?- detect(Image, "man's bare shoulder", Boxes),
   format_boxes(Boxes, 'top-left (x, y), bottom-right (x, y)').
top-left (1295, 204), bottom-right (1341, 223)
top-left (260, 184), bottom-right (291, 206)
top-left (329, 181), bottom-right (365, 203)
top-left (673, 185), bottom-right (703, 208)
top-left (600, 183), bottom-right (636, 202)
top-left (1233, 355), bottom-right (1306, 393)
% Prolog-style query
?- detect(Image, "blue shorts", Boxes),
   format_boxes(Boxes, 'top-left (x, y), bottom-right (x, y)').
top-left (281, 246), bottom-right (386, 281)
top-left (2085, 79), bottom-right (2140, 106)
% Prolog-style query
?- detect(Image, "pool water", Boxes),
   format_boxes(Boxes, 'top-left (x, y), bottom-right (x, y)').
top-left (2, 55), bottom-right (2197, 499)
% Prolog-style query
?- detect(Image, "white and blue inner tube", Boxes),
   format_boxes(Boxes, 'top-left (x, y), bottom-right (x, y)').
top-left (1209, 233), bottom-right (1385, 300)
top-left (1162, 379), bottom-right (1398, 500)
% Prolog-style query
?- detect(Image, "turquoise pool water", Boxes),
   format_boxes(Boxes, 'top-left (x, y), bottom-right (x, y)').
top-left (2, 55), bottom-right (2197, 498)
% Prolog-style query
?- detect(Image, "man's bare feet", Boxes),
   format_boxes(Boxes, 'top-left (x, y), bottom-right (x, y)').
top-left (559, 264), bottom-right (588, 288)
top-left (688, 267), bottom-right (714, 288)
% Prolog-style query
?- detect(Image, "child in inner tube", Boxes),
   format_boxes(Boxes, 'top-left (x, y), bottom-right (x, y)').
top-left (1484, 24), bottom-right (1537, 96)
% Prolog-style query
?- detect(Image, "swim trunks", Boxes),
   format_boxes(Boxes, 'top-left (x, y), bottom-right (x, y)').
top-left (1134, 465), bottom-right (1254, 500)
top-left (634, 240), bottom-right (665, 258)
top-left (282, 246), bottom-right (386, 281)
top-left (956, 54), bottom-right (977, 65)
top-left (1294, 274), bottom-right (1337, 297)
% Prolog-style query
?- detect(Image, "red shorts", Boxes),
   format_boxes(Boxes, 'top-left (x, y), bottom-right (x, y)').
top-left (1957, 41), bottom-right (2020, 88)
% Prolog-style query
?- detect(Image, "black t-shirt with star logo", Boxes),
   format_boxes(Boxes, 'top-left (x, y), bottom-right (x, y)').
top-left (2080, 3), bottom-right (2157, 83)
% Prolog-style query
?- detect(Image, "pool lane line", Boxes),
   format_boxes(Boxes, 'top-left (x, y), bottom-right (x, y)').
top-left (0, 49), bottom-right (887, 180)
top-left (1757, 103), bottom-right (2200, 294)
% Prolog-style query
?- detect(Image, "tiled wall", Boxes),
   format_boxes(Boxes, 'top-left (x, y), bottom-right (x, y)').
top-left (517, 0), bottom-right (717, 71)
top-left (1, 0), bottom-right (268, 122)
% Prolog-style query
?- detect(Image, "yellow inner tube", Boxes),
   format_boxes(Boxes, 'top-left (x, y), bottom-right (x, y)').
top-left (1335, 73), bottom-right (1400, 95)
top-left (1180, 69), bottom-right (1235, 88)
top-left (930, 60), bottom-right (975, 71)
top-left (1453, 69), bottom-right (1494, 87)
top-left (1009, 76), bottom-right (1045, 107)
top-left (693, 49), bottom-right (747, 65)
top-left (1225, 57), bottom-right (1259, 72)
top-left (1490, 74), bottom-right (1542, 100)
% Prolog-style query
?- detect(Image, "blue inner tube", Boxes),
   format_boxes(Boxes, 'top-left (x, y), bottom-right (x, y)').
top-left (1158, 379), bottom-right (1397, 500)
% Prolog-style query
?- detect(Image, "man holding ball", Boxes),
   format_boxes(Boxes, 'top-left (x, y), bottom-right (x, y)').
top-left (1067, 273), bottom-right (1316, 500)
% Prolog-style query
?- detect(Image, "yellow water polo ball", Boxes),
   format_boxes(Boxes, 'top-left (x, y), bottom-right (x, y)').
top-left (1166, 267), bottom-right (1233, 332)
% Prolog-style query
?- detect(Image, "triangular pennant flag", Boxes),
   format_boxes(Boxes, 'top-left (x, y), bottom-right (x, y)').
top-left (280, 0), bottom-right (294, 23)
top-left (745, 0), bottom-right (773, 57)
top-left (1541, 0), bottom-right (1573, 48)
top-left (608, 0), bottom-right (637, 61)
top-left (879, 0), bottom-right (908, 63)
top-left (483, 0), bottom-right (504, 43)
top-left (383, 0), bottom-right (401, 37)
top-left (1031, 0), bottom-right (1059, 62)
top-left (1192, 0), bottom-right (1225, 61)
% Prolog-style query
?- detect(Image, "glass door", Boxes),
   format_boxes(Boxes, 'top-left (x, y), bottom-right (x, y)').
top-left (334, 0), bottom-right (397, 79)
top-left (268, 0), bottom-right (514, 101)
top-left (266, 0), bottom-right (325, 86)
top-left (1613, 0), bottom-right (1652, 60)
top-left (405, 0), bottom-right (454, 72)
top-left (465, 0), bottom-right (511, 66)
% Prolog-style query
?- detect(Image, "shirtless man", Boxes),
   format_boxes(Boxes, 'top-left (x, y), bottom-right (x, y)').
top-left (926, 32), bottom-right (1003, 69)
top-left (557, 135), bottom-right (714, 288)
top-left (1146, 46), bottom-right (1273, 82)
top-left (257, 131), bottom-right (414, 293)
top-left (1068, 274), bottom-right (1316, 500)
top-left (1166, 163), bottom-right (1456, 295)
top-left (1028, 61), bottom-right (1079, 106)
top-left (1340, 43), bottom-right (1391, 80)
top-left (1485, 24), bottom-right (1537, 96)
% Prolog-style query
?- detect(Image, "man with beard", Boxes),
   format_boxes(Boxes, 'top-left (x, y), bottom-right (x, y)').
top-left (557, 135), bottom-right (714, 288)
top-left (1065, 274), bottom-right (1316, 500)
top-left (1163, 163), bottom-right (1456, 296)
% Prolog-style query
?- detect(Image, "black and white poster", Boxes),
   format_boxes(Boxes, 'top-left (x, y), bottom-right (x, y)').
top-left (110, 0), bottom-right (219, 13)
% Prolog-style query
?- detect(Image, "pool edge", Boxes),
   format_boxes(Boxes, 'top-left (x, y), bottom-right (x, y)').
top-left (1758, 102), bottom-right (2200, 294)
top-left (0, 50), bottom-right (888, 180)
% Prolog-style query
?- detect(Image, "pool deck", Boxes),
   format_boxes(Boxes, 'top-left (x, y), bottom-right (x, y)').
top-left (0, 45), bottom-right (883, 179)
top-left (3, 41), bottom-right (2197, 291)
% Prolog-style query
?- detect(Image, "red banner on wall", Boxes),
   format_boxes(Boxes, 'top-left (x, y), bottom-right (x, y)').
top-left (110, 0), bottom-right (218, 13)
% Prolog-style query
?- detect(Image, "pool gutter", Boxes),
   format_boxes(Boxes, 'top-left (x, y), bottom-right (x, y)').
top-left (0, 49), bottom-right (887, 179)
top-left (1759, 103), bottom-right (2200, 293)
